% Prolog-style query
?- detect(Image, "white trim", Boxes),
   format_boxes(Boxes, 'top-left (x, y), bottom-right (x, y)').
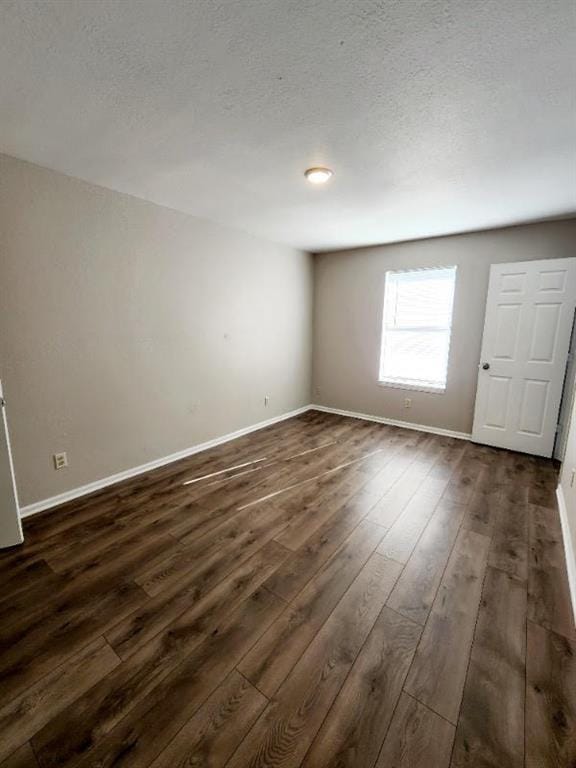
top-left (20, 406), bottom-right (312, 519)
top-left (556, 485), bottom-right (576, 627)
top-left (377, 380), bottom-right (446, 395)
top-left (311, 404), bottom-right (471, 441)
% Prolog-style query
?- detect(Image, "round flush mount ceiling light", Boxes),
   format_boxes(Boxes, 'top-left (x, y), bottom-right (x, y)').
top-left (304, 167), bottom-right (333, 185)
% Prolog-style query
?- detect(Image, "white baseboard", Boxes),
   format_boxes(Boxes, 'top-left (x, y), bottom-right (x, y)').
top-left (20, 405), bottom-right (313, 519)
top-left (556, 485), bottom-right (576, 627)
top-left (311, 404), bottom-right (472, 441)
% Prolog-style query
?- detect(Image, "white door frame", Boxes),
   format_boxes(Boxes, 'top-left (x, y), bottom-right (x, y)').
top-left (554, 313), bottom-right (576, 461)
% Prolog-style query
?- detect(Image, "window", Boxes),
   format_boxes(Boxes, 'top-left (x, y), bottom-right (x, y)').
top-left (379, 266), bottom-right (456, 392)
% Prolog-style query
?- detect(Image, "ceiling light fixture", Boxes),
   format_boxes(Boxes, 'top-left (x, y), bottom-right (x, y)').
top-left (304, 167), bottom-right (333, 185)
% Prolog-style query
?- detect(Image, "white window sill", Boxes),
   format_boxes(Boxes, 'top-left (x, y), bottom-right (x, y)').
top-left (378, 380), bottom-right (446, 395)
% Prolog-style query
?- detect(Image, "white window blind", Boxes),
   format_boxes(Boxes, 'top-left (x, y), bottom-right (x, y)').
top-left (379, 266), bottom-right (456, 391)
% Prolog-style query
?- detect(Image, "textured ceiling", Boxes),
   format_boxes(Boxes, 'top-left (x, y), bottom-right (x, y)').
top-left (0, 0), bottom-right (575, 251)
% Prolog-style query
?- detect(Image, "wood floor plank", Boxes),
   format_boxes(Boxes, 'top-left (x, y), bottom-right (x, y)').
top-left (233, 448), bottom-right (386, 517)
top-left (0, 544), bottom-right (44, 579)
top-left (0, 745), bottom-right (39, 768)
top-left (267, 430), bottom-right (418, 553)
top-left (133, 501), bottom-right (290, 596)
top-left (14, 511), bottom-right (144, 573)
top-left (0, 560), bottom-right (54, 600)
top-left (148, 670), bottom-right (266, 768)
top-left (67, 588), bottom-right (284, 768)
top-left (0, 637), bottom-right (120, 764)
top-left (528, 482), bottom-right (557, 509)
top-left (20, 457), bottom-right (231, 547)
top-left (387, 498), bottom-right (466, 624)
top-left (462, 484), bottom-right (504, 537)
top-left (238, 520), bottom-right (387, 697)
top-left (0, 502), bottom-right (171, 582)
top-left (0, 537), bottom-right (161, 643)
top-left (42, 501), bottom-right (191, 573)
top-left (376, 476), bottom-right (447, 564)
top-left (56, 528), bottom-right (180, 585)
top-left (375, 692), bottom-right (455, 768)
top-left (180, 457), bottom-right (315, 519)
top-left (0, 570), bottom-right (66, 632)
top-left (0, 580), bottom-right (146, 703)
top-left (49, 523), bottom-right (183, 579)
top-left (227, 554), bottom-right (401, 768)
top-left (404, 528), bottom-right (490, 723)
top-left (362, 436), bottom-right (441, 527)
top-left (209, 425), bottom-right (383, 518)
top-left (450, 566), bottom-right (527, 768)
top-left (351, 447), bottom-right (421, 511)
top-left (301, 606), bottom-right (421, 768)
top-left (441, 457), bottom-right (487, 506)
top-left (366, 464), bottom-right (432, 529)
top-left (165, 497), bottom-right (245, 541)
top-left (367, 438), bottom-right (464, 531)
top-left (487, 499), bottom-right (528, 581)
top-left (264, 495), bottom-right (370, 602)
top-left (525, 620), bottom-right (576, 768)
top-left (528, 504), bottom-right (575, 639)
top-left (492, 450), bottom-right (535, 487)
top-left (34, 543), bottom-right (287, 768)
top-left (427, 439), bottom-right (467, 477)
top-left (272, 461), bottom-right (384, 551)
top-left (106, 539), bottom-right (288, 659)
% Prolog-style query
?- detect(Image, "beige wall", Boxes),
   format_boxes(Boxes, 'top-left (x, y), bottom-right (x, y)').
top-left (313, 219), bottom-right (576, 435)
top-left (0, 155), bottom-right (313, 506)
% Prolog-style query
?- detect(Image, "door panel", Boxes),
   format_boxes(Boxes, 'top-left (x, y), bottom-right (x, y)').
top-left (485, 377), bottom-right (510, 429)
top-left (500, 272), bottom-right (526, 293)
top-left (518, 379), bottom-right (548, 435)
top-left (529, 304), bottom-right (560, 361)
top-left (472, 258), bottom-right (576, 457)
top-left (493, 304), bottom-right (521, 359)
top-left (538, 269), bottom-right (566, 292)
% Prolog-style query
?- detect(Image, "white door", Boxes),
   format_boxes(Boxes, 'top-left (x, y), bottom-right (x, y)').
top-left (472, 258), bottom-right (576, 457)
top-left (0, 381), bottom-right (23, 548)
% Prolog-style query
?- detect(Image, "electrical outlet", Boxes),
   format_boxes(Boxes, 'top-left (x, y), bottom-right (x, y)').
top-left (404, 398), bottom-right (412, 409)
top-left (264, 395), bottom-right (270, 407)
top-left (53, 452), bottom-right (68, 470)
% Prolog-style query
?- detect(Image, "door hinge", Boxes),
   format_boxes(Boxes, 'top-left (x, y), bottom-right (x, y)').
top-left (556, 423), bottom-right (562, 434)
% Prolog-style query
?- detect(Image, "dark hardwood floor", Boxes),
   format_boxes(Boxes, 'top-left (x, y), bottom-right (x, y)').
top-left (1, 410), bottom-right (574, 768)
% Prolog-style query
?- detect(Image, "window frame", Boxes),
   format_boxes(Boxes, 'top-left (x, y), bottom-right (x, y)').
top-left (378, 265), bottom-right (457, 394)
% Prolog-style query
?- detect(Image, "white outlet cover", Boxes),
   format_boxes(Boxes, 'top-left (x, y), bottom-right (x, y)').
top-left (54, 452), bottom-right (68, 469)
